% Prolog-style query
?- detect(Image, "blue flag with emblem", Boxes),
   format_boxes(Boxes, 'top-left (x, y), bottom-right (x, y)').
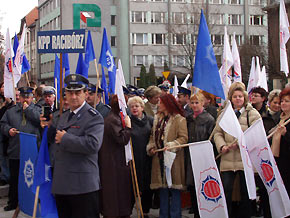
top-left (63, 53), bottom-right (70, 77)
top-left (99, 28), bottom-right (116, 94)
top-left (101, 66), bottom-right (109, 104)
top-left (54, 54), bottom-right (60, 101)
top-left (84, 31), bottom-right (96, 77)
top-left (19, 132), bottom-right (40, 216)
top-left (32, 127), bottom-right (58, 218)
top-left (75, 53), bottom-right (87, 78)
top-left (13, 33), bottom-right (19, 64)
top-left (193, 10), bottom-right (225, 100)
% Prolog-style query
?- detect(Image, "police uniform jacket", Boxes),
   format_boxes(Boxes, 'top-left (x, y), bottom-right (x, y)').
top-left (95, 101), bottom-right (110, 118)
top-left (0, 103), bottom-right (42, 159)
top-left (49, 102), bottom-right (104, 195)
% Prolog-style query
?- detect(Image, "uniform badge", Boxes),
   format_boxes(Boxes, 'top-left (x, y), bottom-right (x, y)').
top-left (71, 75), bottom-right (76, 81)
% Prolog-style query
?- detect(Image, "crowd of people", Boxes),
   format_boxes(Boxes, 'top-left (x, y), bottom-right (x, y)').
top-left (0, 75), bottom-right (290, 218)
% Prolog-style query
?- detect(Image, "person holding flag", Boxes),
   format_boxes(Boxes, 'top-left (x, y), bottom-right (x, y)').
top-left (0, 87), bottom-right (41, 211)
top-left (214, 82), bottom-right (261, 218)
top-left (98, 94), bottom-right (133, 218)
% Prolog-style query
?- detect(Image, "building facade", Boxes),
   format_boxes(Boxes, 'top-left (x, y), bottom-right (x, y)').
top-left (36, 0), bottom-right (268, 86)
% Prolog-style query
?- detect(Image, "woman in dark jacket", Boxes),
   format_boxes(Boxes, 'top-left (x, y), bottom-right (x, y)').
top-left (99, 95), bottom-right (133, 218)
top-left (186, 92), bottom-right (215, 217)
top-left (128, 96), bottom-right (153, 218)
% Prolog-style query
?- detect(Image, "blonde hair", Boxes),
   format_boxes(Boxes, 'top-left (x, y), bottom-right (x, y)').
top-left (144, 86), bottom-right (162, 99)
top-left (127, 96), bottom-right (145, 108)
top-left (228, 82), bottom-right (248, 107)
top-left (268, 89), bottom-right (281, 103)
top-left (190, 92), bottom-right (205, 103)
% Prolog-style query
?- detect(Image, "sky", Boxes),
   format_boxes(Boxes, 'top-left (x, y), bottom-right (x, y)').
top-left (0, 0), bottom-right (38, 37)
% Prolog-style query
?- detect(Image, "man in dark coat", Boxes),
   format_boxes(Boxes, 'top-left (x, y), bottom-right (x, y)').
top-left (43, 86), bottom-right (58, 112)
top-left (45, 74), bottom-right (104, 218)
top-left (0, 87), bottom-right (41, 211)
top-left (177, 86), bottom-right (193, 117)
top-left (86, 83), bottom-right (111, 118)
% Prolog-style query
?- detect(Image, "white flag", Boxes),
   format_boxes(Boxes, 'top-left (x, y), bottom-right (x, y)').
top-left (257, 66), bottom-right (268, 92)
top-left (280, 0), bottom-right (290, 76)
top-left (219, 27), bottom-right (233, 98)
top-left (247, 57), bottom-right (257, 93)
top-left (256, 56), bottom-right (261, 85)
top-left (4, 29), bottom-right (15, 100)
top-left (244, 119), bottom-right (290, 218)
top-left (115, 60), bottom-right (132, 164)
top-left (218, 101), bottom-right (256, 199)
top-left (231, 33), bottom-right (242, 82)
top-left (173, 75), bottom-right (179, 98)
top-left (189, 140), bottom-right (228, 218)
top-left (181, 74), bottom-right (190, 88)
top-left (13, 24), bottom-right (26, 84)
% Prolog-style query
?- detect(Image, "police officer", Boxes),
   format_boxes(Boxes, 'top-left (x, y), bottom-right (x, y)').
top-left (177, 86), bottom-right (193, 117)
top-left (43, 74), bottom-right (104, 218)
top-left (86, 83), bottom-right (110, 118)
top-left (43, 86), bottom-right (58, 112)
top-left (0, 87), bottom-right (41, 211)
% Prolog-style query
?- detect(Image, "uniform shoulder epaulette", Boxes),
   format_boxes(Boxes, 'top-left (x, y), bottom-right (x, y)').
top-left (104, 104), bottom-right (111, 109)
top-left (89, 108), bottom-right (98, 116)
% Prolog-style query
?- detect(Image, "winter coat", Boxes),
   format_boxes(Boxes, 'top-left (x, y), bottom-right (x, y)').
top-left (186, 111), bottom-right (215, 185)
top-left (130, 112), bottom-right (153, 192)
top-left (214, 103), bottom-right (260, 172)
top-left (99, 111), bottom-right (132, 217)
top-left (144, 101), bottom-right (156, 117)
top-left (0, 103), bottom-right (42, 159)
top-left (146, 113), bottom-right (188, 190)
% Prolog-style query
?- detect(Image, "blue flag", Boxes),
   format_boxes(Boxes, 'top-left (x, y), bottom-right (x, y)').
top-left (19, 132), bottom-right (40, 216)
top-left (63, 53), bottom-right (70, 77)
top-left (54, 54), bottom-right (60, 101)
top-left (32, 127), bottom-right (58, 218)
top-left (84, 31), bottom-right (96, 78)
top-left (101, 66), bottom-right (109, 104)
top-left (75, 53), bottom-right (87, 77)
top-left (13, 33), bottom-right (19, 64)
top-left (193, 10), bottom-right (225, 100)
top-left (22, 55), bottom-right (31, 74)
top-left (99, 28), bottom-right (116, 94)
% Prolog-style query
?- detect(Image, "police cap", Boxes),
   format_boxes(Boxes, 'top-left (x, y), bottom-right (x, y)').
top-left (19, 87), bottom-right (34, 97)
top-left (178, 86), bottom-right (191, 96)
top-left (65, 74), bottom-right (89, 91)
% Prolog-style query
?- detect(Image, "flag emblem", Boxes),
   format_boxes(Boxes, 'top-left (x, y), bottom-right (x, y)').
top-left (106, 50), bottom-right (114, 71)
top-left (201, 175), bottom-right (222, 203)
top-left (261, 158), bottom-right (275, 187)
top-left (24, 158), bottom-right (34, 188)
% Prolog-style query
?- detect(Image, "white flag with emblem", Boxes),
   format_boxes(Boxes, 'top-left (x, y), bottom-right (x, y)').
top-left (4, 29), bottom-right (15, 100)
top-left (280, 0), bottom-right (290, 76)
top-left (244, 119), bottom-right (290, 218)
top-left (115, 60), bottom-right (132, 164)
top-left (189, 140), bottom-right (228, 218)
top-left (218, 101), bottom-right (256, 199)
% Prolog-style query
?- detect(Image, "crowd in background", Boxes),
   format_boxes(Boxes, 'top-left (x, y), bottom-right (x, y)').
top-left (0, 78), bottom-right (290, 218)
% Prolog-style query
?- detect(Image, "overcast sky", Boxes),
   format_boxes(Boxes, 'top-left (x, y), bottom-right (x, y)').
top-left (0, 0), bottom-right (38, 37)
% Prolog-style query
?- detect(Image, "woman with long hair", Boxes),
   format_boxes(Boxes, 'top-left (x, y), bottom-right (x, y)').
top-left (99, 95), bottom-right (133, 218)
top-left (147, 93), bottom-right (188, 218)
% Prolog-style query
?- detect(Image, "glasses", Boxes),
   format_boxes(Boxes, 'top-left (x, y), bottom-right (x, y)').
top-left (252, 94), bottom-right (262, 98)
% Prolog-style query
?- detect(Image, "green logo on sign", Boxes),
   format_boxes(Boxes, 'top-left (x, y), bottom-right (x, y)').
top-left (73, 4), bottom-right (101, 29)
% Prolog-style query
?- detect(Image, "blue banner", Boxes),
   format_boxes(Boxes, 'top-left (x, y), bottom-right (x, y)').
top-left (19, 132), bottom-right (40, 216)
top-left (37, 29), bottom-right (86, 53)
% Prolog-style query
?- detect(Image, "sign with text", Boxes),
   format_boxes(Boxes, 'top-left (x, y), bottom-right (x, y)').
top-left (37, 29), bottom-right (86, 53)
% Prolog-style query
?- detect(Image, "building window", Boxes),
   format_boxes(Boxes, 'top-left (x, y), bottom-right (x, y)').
top-left (249, 15), bottom-right (263, 25)
top-left (172, 12), bottom-right (186, 24)
top-left (171, 0), bottom-right (186, 2)
top-left (172, 34), bottom-right (186, 45)
top-left (249, 0), bottom-right (260, 5)
top-left (153, 55), bottom-right (167, 67)
top-left (131, 33), bottom-right (148, 45)
top-left (211, 35), bottom-right (223, 45)
top-left (229, 0), bottom-right (241, 4)
top-left (250, 35), bottom-right (264, 45)
top-left (111, 36), bottom-right (116, 47)
top-left (229, 35), bottom-right (243, 45)
top-left (209, 0), bottom-right (224, 4)
top-left (172, 55), bottom-right (187, 67)
top-left (130, 0), bottom-right (147, 1)
top-left (151, 12), bottom-right (166, 23)
top-left (189, 0), bottom-right (204, 3)
top-left (152, 0), bottom-right (166, 2)
top-left (210, 14), bottom-right (224, 25)
top-left (131, 11), bottom-right (147, 23)
top-left (190, 34), bottom-right (197, 45)
top-left (111, 15), bottom-right (116, 25)
top-left (228, 14), bottom-right (242, 25)
top-left (134, 55), bottom-right (148, 66)
top-left (152, 33), bottom-right (166, 45)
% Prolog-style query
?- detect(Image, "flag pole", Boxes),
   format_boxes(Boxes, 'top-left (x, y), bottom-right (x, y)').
top-left (93, 61), bottom-right (101, 108)
top-left (129, 161), bottom-right (140, 218)
top-left (10, 59), bottom-right (16, 104)
top-left (32, 186), bottom-right (40, 218)
top-left (59, 53), bottom-right (63, 114)
top-left (25, 72), bottom-right (30, 87)
top-left (55, 77), bottom-right (58, 109)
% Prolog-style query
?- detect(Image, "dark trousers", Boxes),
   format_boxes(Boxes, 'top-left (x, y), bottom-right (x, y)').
top-left (141, 189), bottom-right (153, 213)
top-left (221, 171), bottom-right (252, 218)
top-left (188, 185), bottom-right (200, 217)
top-left (8, 159), bottom-right (19, 207)
top-left (55, 191), bottom-right (100, 218)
